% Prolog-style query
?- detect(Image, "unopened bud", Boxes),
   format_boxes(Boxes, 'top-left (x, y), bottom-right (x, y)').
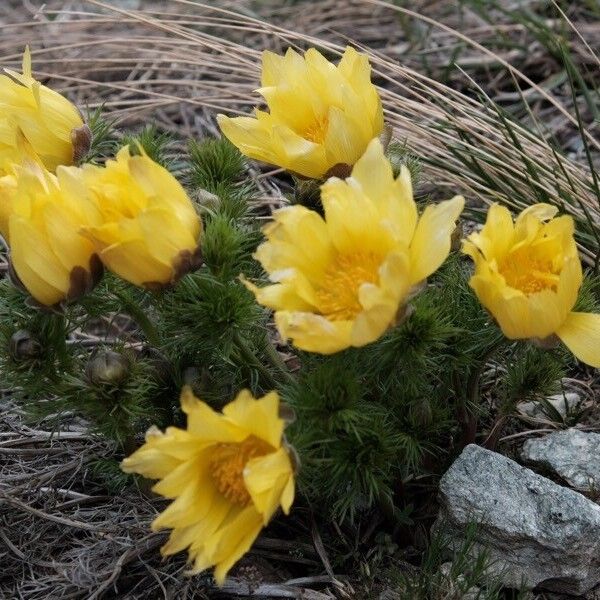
top-left (86, 350), bottom-right (130, 385)
top-left (10, 329), bottom-right (42, 360)
top-left (196, 189), bottom-right (221, 213)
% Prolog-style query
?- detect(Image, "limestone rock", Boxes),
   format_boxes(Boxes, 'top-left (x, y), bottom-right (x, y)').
top-left (435, 444), bottom-right (600, 594)
top-left (517, 392), bottom-right (582, 420)
top-left (522, 429), bottom-right (600, 492)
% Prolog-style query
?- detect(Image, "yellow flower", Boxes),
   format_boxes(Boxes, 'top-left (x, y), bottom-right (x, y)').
top-left (244, 139), bottom-right (464, 354)
top-left (8, 162), bottom-right (102, 306)
top-left (80, 147), bottom-right (202, 289)
top-left (0, 47), bottom-right (90, 173)
top-left (121, 386), bottom-right (295, 585)
top-left (217, 46), bottom-right (383, 179)
top-left (462, 203), bottom-right (600, 367)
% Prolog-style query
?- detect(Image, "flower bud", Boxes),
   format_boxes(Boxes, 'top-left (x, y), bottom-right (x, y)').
top-left (0, 47), bottom-right (88, 172)
top-left (195, 189), bottom-right (221, 214)
top-left (86, 350), bottom-right (130, 386)
top-left (80, 147), bottom-right (202, 289)
top-left (9, 329), bottom-right (42, 360)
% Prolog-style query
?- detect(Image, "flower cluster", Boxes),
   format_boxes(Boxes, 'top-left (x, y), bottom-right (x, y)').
top-left (5, 42), bottom-right (600, 589)
top-left (0, 51), bottom-right (202, 306)
top-left (110, 45), bottom-right (600, 583)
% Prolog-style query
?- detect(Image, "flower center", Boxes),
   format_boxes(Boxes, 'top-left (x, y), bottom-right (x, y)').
top-left (209, 436), bottom-right (272, 506)
top-left (315, 252), bottom-right (382, 321)
top-left (498, 249), bottom-right (560, 295)
top-left (303, 115), bottom-right (329, 144)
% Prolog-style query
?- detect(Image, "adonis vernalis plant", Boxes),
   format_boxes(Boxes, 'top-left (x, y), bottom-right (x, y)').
top-left (218, 46), bottom-right (383, 179)
top-left (244, 138), bottom-right (464, 353)
top-left (121, 386), bottom-right (295, 585)
top-left (463, 203), bottom-right (600, 367)
top-left (1, 41), bottom-right (599, 591)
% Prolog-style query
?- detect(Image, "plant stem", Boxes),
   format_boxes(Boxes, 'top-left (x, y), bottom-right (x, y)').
top-left (458, 336), bottom-right (506, 447)
top-left (114, 291), bottom-right (161, 347)
top-left (233, 331), bottom-right (279, 390)
top-left (260, 334), bottom-right (296, 386)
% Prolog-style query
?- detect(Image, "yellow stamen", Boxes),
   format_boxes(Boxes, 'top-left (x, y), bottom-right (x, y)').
top-left (316, 252), bottom-right (382, 321)
top-left (303, 115), bottom-right (329, 144)
top-left (499, 249), bottom-right (560, 295)
top-left (210, 436), bottom-right (272, 505)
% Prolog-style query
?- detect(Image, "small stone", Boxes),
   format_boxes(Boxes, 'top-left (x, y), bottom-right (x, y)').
top-left (522, 429), bottom-right (600, 492)
top-left (435, 444), bottom-right (600, 594)
top-left (517, 392), bottom-right (582, 420)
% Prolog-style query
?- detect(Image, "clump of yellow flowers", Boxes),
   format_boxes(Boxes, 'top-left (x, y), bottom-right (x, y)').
top-left (4, 41), bottom-right (600, 593)
top-left (122, 386), bottom-right (295, 585)
top-left (218, 47), bottom-right (383, 179)
top-left (463, 203), bottom-right (600, 368)
top-left (0, 51), bottom-right (202, 306)
top-left (244, 139), bottom-right (464, 353)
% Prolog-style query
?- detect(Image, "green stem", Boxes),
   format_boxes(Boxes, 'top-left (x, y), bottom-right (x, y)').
top-left (459, 336), bottom-right (507, 447)
top-left (234, 331), bottom-right (279, 390)
top-left (260, 334), bottom-right (296, 386)
top-left (114, 291), bottom-right (161, 347)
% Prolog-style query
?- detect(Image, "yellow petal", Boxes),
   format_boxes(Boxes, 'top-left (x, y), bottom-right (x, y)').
top-left (409, 195), bottom-right (465, 284)
top-left (471, 203), bottom-right (514, 261)
top-left (151, 453), bottom-right (220, 531)
top-left (121, 427), bottom-right (184, 480)
top-left (217, 114), bottom-right (277, 167)
top-left (180, 386), bottom-right (246, 443)
top-left (323, 105), bottom-right (368, 167)
top-left (0, 173), bottom-right (17, 241)
top-left (9, 214), bottom-right (68, 305)
top-left (271, 123), bottom-right (328, 178)
top-left (556, 312), bottom-right (600, 368)
top-left (275, 310), bottom-right (353, 354)
top-left (321, 176), bottom-right (393, 256)
top-left (255, 205), bottom-right (333, 283)
top-left (162, 492), bottom-right (231, 557)
top-left (151, 448), bottom-right (208, 500)
top-left (222, 390), bottom-right (284, 449)
top-left (349, 138), bottom-right (394, 208)
top-left (244, 447), bottom-right (294, 523)
top-left (98, 238), bottom-right (174, 286)
top-left (210, 506), bottom-right (264, 585)
top-left (352, 251), bottom-right (411, 347)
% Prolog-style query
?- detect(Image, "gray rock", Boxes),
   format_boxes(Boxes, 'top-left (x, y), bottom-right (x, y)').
top-left (435, 444), bottom-right (600, 594)
top-left (517, 392), bottom-right (582, 420)
top-left (522, 429), bottom-right (600, 492)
